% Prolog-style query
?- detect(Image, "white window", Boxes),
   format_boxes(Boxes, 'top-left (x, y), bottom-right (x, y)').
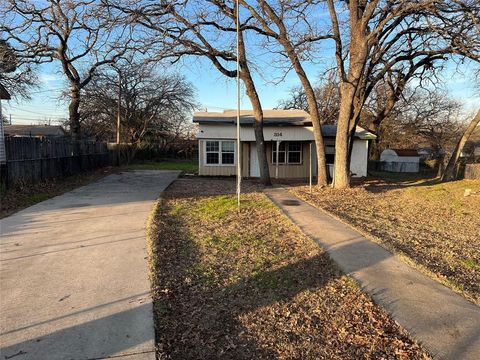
top-left (272, 141), bottom-right (302, 164)
top-left (205, 140), bottom-right (235, 165)
top-left (272, 142), bottom-right (286, 164)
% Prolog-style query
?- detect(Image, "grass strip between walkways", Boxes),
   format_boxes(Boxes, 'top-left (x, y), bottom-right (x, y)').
top-left (146, 178), bottom-right (429, 359)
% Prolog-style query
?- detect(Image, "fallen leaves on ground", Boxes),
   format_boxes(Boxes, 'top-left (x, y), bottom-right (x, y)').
top-left (290, 178), bottom-right (480, 303)
top-left (149, 178), bottom-right (430, 359)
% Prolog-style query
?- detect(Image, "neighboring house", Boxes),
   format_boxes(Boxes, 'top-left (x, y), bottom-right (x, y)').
top-left (193, 109), bottom-right (376, 179)
top-left (0, 83), bottom-right (10, 164)
top-left (4, 124), bottom-right (66, 138)
top-left (380, 149), bottom-right (421, 173)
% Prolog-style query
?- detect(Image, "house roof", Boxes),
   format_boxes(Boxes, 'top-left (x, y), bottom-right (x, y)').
top-left (0, 83), bottom-right (11, 100)
top-left (193, 109), bottom-right (376, 139)
top-left (391, 149), bottom-right (419, 157)
top-left (4, 125), bottom-right (65, 137)
top-left (194, 109), bottom-right (311, 125)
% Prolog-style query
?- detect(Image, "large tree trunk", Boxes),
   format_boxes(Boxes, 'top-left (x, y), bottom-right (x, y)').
top-left (441, 110), bottom-right (480, 182)
top-left (238, 32), bottom-right (271, 186)
top-left (277, 40), bottom-right (328, 186)
top-left (243, 78), bottom-right (271, 185)
top-left (369, 122), bottom-right (382, 160)
top-left (289, 56), bottom-right (328, 186)
top-left (333, 32), bottom-right (368, 189)
top-left (334, 81), bottom-right (357, 188)
top-left (69, 86), bottom-right (81, 141)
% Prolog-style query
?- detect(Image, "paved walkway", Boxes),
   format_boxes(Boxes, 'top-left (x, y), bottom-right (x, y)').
top-left (265, 187), bottom-right (480, 360)
top-left (0, 170), bottom-right (180, 360)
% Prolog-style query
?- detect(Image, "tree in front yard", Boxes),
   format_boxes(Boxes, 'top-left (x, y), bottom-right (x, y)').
top-left (80, 62), bottom-right (197, 144)
top-left (442, 111), bottom-right (480, 182)
top-left (107, 0), bottom-right (273, 185)
top-left (0, 39), bottom-right (37, 99)
top-left (1, 0), bottom-right (135, 140)
top-left (325, 0), bottom-right (479, 188)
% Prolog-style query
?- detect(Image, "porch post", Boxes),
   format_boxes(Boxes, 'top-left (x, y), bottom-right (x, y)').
top-left (276, 140), bottom-right (280, 179)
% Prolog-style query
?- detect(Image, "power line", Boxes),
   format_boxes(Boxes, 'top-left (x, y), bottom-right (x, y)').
top-left (8, 118), bottom-right (64, 123)
top-left (6, 105), bottom-right (67, 117)
top-left (8, 114), bottom-right (66, 119)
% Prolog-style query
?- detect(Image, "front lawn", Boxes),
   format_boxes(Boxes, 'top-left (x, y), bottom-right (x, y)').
top-left (147, 178), bottom-right (429, 359)
top-left (124, 159), bottom-right (197, 172)
top-left (291, 178), bottom-right (480, 304)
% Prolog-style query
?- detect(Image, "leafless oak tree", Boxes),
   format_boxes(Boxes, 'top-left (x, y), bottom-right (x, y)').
top-left (106, 0), bottom-right (273, 185)
top-left (237, 0), bottom-right (331, 185)
top-left (325, 0), bottom-right (479, 188)
top-left (278, 73), bottom-right (340, 126)
top-left (1, 0), bottom-right (136, 140)
top-left (442, 110), bottom-right (480, 181)
top-left (0, 39), bottom-right (38, 99)
top-left (81, 62), bottom-right (197, 144)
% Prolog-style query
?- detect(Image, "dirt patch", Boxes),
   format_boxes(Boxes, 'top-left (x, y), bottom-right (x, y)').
top-left (148, 178), bottom-right (430, 359)
top-left (290, 178), bottom-right (480, 303)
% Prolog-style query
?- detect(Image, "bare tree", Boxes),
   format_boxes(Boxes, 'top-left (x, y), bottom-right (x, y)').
top-left (81, 62), bottom-right (197, 144)
top-left (0, 39), bottom-right (37, 99)
top-left (278, 73), bottom-right (340, 126)
top-left (107, 0), bottom-right (272, 185)
top-left (1, 0), bottom-right (135, 140)
top-left (325, 0), bottom-right (480, 188)
top-left (238, 0), bottom-right (331, 185)
top-left (442, 110), bottom-right (480, 181)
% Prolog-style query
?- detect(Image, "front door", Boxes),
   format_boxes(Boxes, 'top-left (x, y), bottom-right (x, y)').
top-left (249, 143), bottom-right (260, 177)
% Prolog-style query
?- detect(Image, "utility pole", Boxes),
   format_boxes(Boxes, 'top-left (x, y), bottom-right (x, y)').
top-left (9, 114), bottom-right (12, 125)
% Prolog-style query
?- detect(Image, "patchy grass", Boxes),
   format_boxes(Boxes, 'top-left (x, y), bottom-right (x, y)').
top-left (148, 178), bottom-right (429, 359)
top-left (0, 167), bottom-right (115, 218)
top-left (291, 178), bottom-right (480, 304)
top-left (123, 159), bottom-right (197, 172)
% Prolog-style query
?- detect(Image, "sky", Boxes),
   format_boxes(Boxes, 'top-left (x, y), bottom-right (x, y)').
top-left (2, 55), bottom-right (479, 126)
top-left (2, 0), bottom-right (478, 126)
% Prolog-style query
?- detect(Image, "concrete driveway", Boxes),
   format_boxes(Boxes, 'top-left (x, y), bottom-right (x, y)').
top-left (0, 170), bottom-right (180, 360)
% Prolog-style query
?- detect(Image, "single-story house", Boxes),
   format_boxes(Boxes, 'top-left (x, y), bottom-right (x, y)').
top-left (4, 124), bottom-right (65, 138)
top-left (380, 149), bottom-right (420, 173)
top-left (193, 109), bottom-right (376, 179)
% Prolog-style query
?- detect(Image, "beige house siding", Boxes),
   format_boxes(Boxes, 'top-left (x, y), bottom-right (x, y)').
top-left (198, 139), bottom-right (248, 177)
top-left (266, 141), bottom-right (312, 179)
top-left (198, 139), bottom-right (315, 178)
top-left (242, 142), bottom-right (249, 177)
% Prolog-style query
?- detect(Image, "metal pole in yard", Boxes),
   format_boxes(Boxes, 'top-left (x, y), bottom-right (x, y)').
top-left (236, 0), bottom-right (241, 212)
top-left (309, 142), bottom-right (312, 194)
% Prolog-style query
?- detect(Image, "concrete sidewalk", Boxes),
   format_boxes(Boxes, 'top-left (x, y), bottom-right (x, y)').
top-left (265, 187), bottom-right (480, 360)
top-left (0, 170), bottom-right (180, 360)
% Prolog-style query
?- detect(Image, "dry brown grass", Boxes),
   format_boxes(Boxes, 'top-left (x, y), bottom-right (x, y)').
top-left (290, 177), bottom-right (480, 304)
top-left (148, 178), bottom-right (430, 359)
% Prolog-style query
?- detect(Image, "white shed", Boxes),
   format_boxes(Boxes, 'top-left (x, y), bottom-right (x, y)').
top-left (380, 149), bottom-right (420, 173)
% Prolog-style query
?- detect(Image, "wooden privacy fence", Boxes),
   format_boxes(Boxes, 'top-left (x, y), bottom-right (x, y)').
top-left (1, 137), bottom-right (110, 187)
top-left (464, 163), bottom-right (480, 179)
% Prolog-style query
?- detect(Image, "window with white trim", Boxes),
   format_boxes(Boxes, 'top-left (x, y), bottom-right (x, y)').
top-left (272, 141), bottom-right (302, 164)
top-left (205, 140), bottom-right (235, 165)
